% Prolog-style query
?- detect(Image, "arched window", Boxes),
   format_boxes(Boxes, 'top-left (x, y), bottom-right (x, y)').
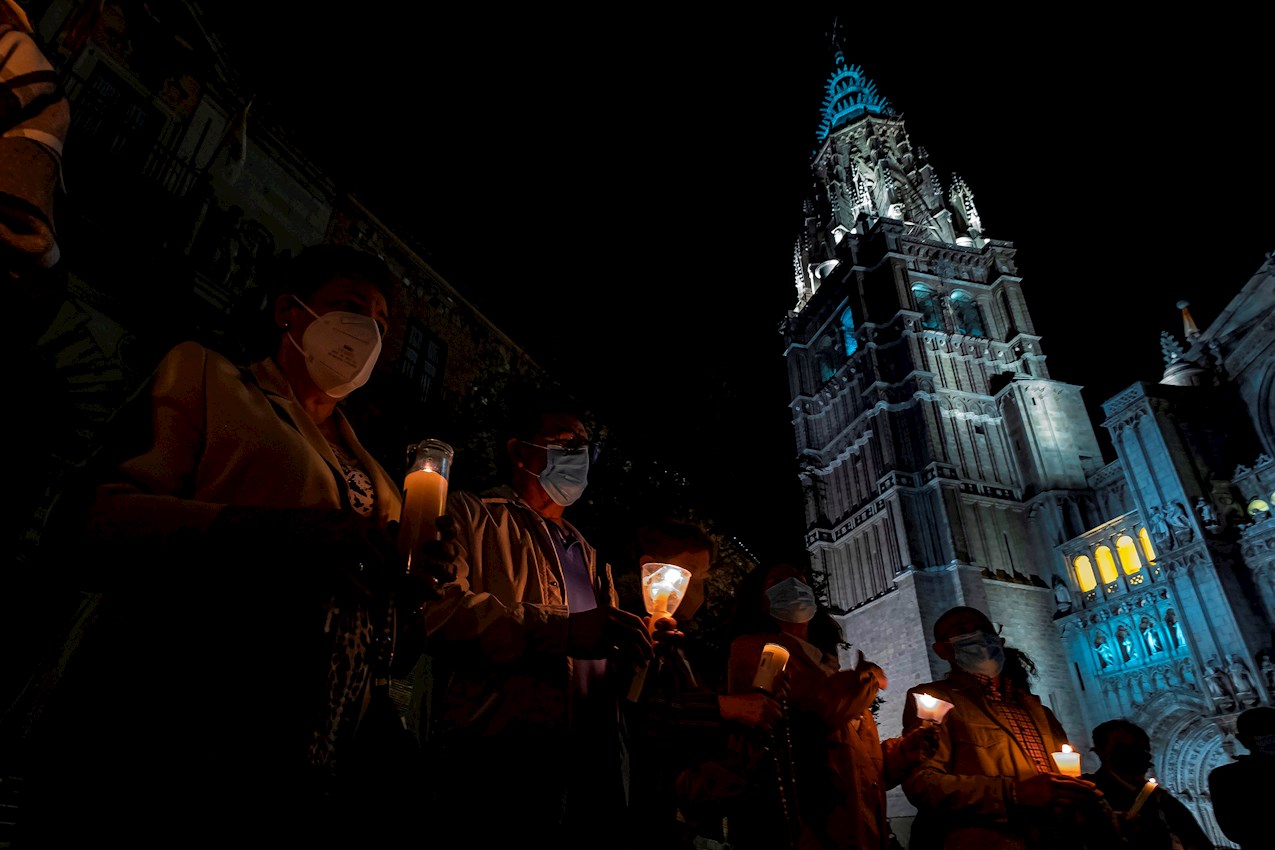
top-left (814, 334), bottom-right (838, 383)
top-left (950, 290), bottom-right (986, 337)
top-left (1074, 555), bottom-right (1096, 592)
top-left (1116, 535), bottom-right (1143, 575)
top-left (913, 285), bottom-right (941, 329)
top-left (999, 289), bottom-right (1017, 337)
top-left (841, 308), bottom-right (858, 357)
top-left (1094, 546), bottom-right (1118, 584)
top-left (1138, 527), bottom-right (1156, 563)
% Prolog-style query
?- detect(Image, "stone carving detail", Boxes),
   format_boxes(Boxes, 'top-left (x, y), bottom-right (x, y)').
top-left (1094, 632), bottom-right (1115, 669)
top-left (1227, 655), bottom-right (1260, 707)
top-left (1259, 652), bottom-right (1275, 690)
top-left (1203, 657), bottom-right (1236, 709)
top-left (1149, 502), bottom-right (1195, 549)
top-left (1052, 575), bottom-right (1073, 617)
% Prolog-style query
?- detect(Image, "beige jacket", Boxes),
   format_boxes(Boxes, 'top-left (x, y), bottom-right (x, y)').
top-left (90, 340), bottom-right (402, 547)
top-left (423, 485), bottom-right (620, 739)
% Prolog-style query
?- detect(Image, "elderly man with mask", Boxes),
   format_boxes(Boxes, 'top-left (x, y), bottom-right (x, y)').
top-left (415, 388), bottom-right (653, 850)
top-left (901, 606), bottom-right (1118, 850)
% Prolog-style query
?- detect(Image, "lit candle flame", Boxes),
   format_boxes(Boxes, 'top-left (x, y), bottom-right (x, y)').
top-left (913, 691), bottom-right (955, 724)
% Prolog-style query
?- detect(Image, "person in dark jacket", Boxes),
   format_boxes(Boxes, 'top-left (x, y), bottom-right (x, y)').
top-left (1207, 705), bottom-right (1275, 850)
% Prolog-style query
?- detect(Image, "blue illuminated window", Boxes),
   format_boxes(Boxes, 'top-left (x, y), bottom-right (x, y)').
top-left (912, 285), bottom-right (941, 329)
top-left (841, 308), bottom-right (858, 356)
top-left (951, 290), bottom-right (985, 337)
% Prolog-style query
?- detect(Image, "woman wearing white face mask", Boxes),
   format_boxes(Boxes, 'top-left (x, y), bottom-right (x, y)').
top-left (18, 245), bottom-right (455, 848)
top-left (722, 562), bottom-right (934, 850)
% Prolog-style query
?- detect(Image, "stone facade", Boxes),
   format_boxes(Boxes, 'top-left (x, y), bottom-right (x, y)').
top-left (784, 48), bottom-right (1274, 847)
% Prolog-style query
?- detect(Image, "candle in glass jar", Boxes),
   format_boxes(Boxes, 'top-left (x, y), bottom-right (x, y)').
top-left (400, 468), bottom-right (448, 571)
top-left (1050, 743), bottom-right (1082, 777)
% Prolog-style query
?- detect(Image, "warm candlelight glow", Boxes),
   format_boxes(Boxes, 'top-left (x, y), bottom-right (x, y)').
top-left (913, 691), bottom-right (955, 725)
top-left (1051, 743), bottom-right (1082, 777)
top-left (627, 562), bottom-right (694, 702)
top-left (641, 563), bottom-right (693, 618)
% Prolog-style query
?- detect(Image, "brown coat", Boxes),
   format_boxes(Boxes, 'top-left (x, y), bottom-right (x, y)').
top-left (901, 672), bottom-right (1083, 850)
top-left (729, 632), bottom-right (907, 850)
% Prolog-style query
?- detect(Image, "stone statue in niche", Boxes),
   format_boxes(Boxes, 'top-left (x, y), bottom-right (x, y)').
top-left (1259, 652), bottom-right (1275, 689)
top-left (1052, 576), bottom-right (1073, 617)
top-left (1167, 502), bottom-right (1194, 546)
top-left (1195, 497), bottom-right (1220, 532)
top-left (1148, 504), bottom-right (1171, 549)
top-left (1205, 657), bottom-right (1238, 709)
top-left (1138, 616), bottom-right (1162, 655)
top-left (1228, 655), bottom-right (1259, 706)
top-left (1116, 625), bottom-right (1138, 663)
top-left (1164, 609), bottom-right (1187, 649)
top-left (1094, 632), bottom-right (1115, 669)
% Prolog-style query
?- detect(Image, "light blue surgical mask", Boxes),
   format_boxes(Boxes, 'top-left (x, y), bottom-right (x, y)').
top-left (766, 577), bottom-right (818, 623)
top-left (949, 632), bottom-right (1006, 677)
top-left (531, 444), bottom-right (590, 506)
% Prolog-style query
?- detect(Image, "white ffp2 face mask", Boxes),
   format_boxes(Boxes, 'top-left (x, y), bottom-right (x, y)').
top-left (287, 296), bottom-right (382, 398)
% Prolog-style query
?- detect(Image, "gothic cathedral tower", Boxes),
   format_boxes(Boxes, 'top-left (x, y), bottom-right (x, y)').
top-left (782, 43), bottom-right (1274, 846)
top-left (780, 47), bottom-right (1103, 773)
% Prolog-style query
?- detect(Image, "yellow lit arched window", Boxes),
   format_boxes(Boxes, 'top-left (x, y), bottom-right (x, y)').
top-left (1116, 535), bottom-right (1142, 575)
top-left (1139, 527), bottom-right (1156, 563)
top-left (1095, 546), bottom-right (1118, 584)
top-left (1074, 555), bottom-right (1096, 592)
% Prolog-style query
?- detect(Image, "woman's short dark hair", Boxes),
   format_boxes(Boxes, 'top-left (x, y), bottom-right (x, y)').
top-left (274, 243), bottom-right (396, 305)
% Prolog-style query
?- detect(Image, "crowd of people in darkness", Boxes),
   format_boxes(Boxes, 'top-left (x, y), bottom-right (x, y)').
top-left (4, 8), bottom-right (1271, 850)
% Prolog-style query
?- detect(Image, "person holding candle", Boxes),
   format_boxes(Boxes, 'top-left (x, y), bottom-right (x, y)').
top-left (417, 388), bottom-right (654, 850)
top-left (901, 606), bottom-right (1119, 850)
top-left (619, 516), bottom-right (786, 850)
top-left (721, 560), bottom-right (934, 850)
top-left (1208, 705), bottom-right (1275, 850)
top-left (1083, 718), bottom-right (1210, 850)
top-left (13, 245), bottom-right (458, 848)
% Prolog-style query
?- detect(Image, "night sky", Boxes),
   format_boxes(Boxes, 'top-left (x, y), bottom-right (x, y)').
top-left (210, 8), bottom-right (1273, 561)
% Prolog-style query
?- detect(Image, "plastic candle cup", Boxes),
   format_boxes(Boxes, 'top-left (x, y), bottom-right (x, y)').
top-left (751, 642), bottom-right (791, 693)
top-left (1051, 743), bottom-right (1082, 777)
top-left (913, 692), bottom-right (955, 726)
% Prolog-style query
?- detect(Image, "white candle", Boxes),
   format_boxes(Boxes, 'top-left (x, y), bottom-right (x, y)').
top-left (400, 468), bottom-right (448, 572)
top-left (1050, 743), bottom-right (1082, 777)
top-left (1126, 778), bottom-right (1157, 818)
top-left (751, 642), bottom-right (791, 692)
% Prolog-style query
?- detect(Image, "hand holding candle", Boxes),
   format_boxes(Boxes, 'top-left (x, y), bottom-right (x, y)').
top-left (1050, 743), bottom-right (1082, 777)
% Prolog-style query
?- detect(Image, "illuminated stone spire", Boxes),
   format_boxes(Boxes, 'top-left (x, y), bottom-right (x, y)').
top-left (815, 21), bottom-right (893, 145)
top-left (1177, 299), bottom-right (1202, 342)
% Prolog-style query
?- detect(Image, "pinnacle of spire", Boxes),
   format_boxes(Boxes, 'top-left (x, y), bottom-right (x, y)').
top-left (815, 48), bottom-right (893, 144)
top-left (1177, 299), bottom-right (1202, 341)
